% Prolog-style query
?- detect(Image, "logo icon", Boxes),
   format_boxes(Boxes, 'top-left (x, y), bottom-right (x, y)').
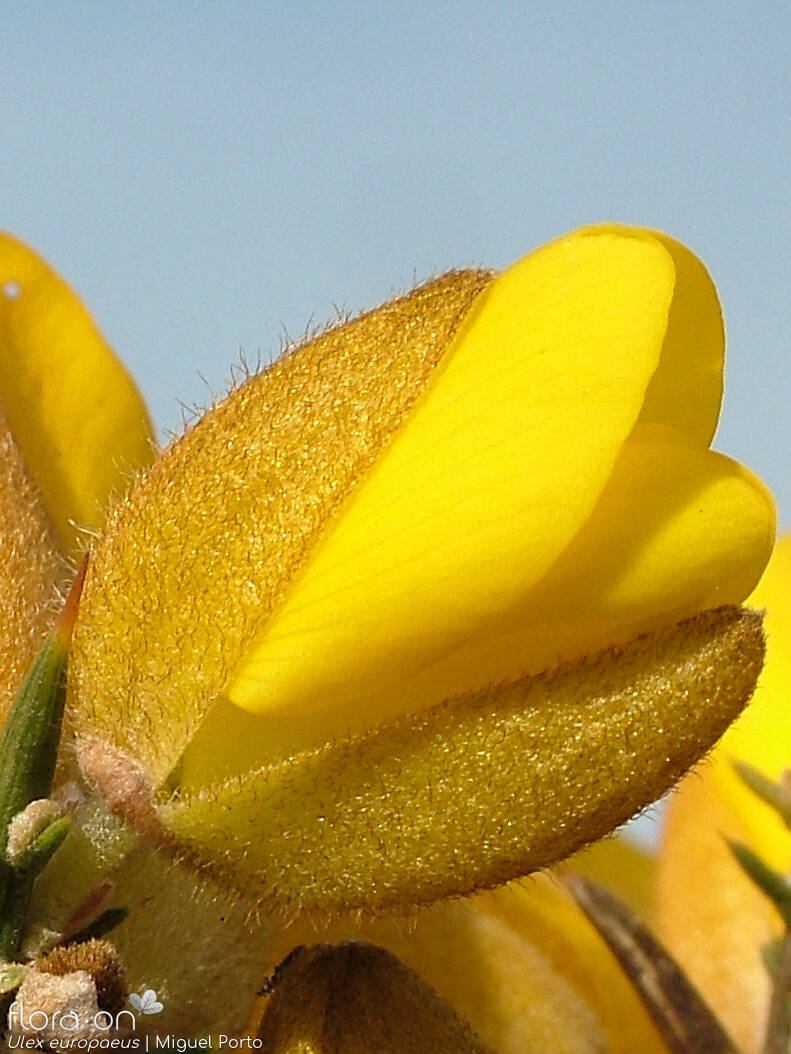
top-left (129, 989), bottom-right (164, 1015)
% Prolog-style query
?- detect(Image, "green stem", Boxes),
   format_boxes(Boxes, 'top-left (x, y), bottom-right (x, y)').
top-left (0, 559), bottom-right (85, 963)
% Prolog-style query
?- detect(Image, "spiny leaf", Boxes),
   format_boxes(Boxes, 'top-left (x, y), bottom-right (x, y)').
top-left (732, 761), bottom-right (791, 829)
top-left (7, 814), bottom-right (71, 874)
top-left (727, 840), bottom-right (791, 930)
top-left (0, 559), bottom-right (86, 959)
top-left (565, 873), bottom-right (739, 1054)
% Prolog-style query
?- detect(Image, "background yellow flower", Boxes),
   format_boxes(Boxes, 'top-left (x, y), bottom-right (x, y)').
top-left (659, 532), bottom-right (791, 1054)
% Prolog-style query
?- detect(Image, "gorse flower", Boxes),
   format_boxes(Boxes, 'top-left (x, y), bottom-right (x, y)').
top-left (0, 225), bottom-right (777, 1048)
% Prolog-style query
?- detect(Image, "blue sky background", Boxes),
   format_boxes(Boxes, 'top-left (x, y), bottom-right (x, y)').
top-left (3, 2), bottom-right (790, 525)
top-left (3, 3), bottom-right (789, 523)
top-left (3, 4), bottom-right (789, 843)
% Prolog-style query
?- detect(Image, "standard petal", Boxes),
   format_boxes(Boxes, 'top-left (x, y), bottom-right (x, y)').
top-left (616, 227), bottom-right (724, 444)
top-left (178, 228), bottom-right (674, 779)
top-left (158, 608), bottom-right (762, 918)
top-left (0, 413), bottom-right (59, 723)
top-left (182, 420), bottom-right (773, 787)
top-left (419, 422), bottom-right (774, 691)
top-left (0, 233), bottom-right (155, 550)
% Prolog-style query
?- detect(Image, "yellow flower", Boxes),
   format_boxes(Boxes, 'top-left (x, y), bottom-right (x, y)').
top-left (658, 531), bottom-right (791, 1054)
top-left (0, 225), bottom-right (776, 1047)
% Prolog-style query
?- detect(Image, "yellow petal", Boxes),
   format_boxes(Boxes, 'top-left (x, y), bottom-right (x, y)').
top-left (710, 533), bottom-right (791, 866)
top-left (177, 227), bottom-right (675, 781)
top-left (0, 412), bottom-right (59, 722)
top-left (451, 421), bottom-right (773, 675)
top-left (480, 881), bottom-right (669, 1054)
top-left (156, 608), bottom-right (762, 917)
top-left (228, 230), bottom-right (674, 711)
top-left (618, 227), bottom-right (724, 444)
top-left (392, 422), bottom-right (771, 728)
top-left (183, 418), bottom-right (773, 788)
top-left (0, 232), bottom-right (156, 551)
